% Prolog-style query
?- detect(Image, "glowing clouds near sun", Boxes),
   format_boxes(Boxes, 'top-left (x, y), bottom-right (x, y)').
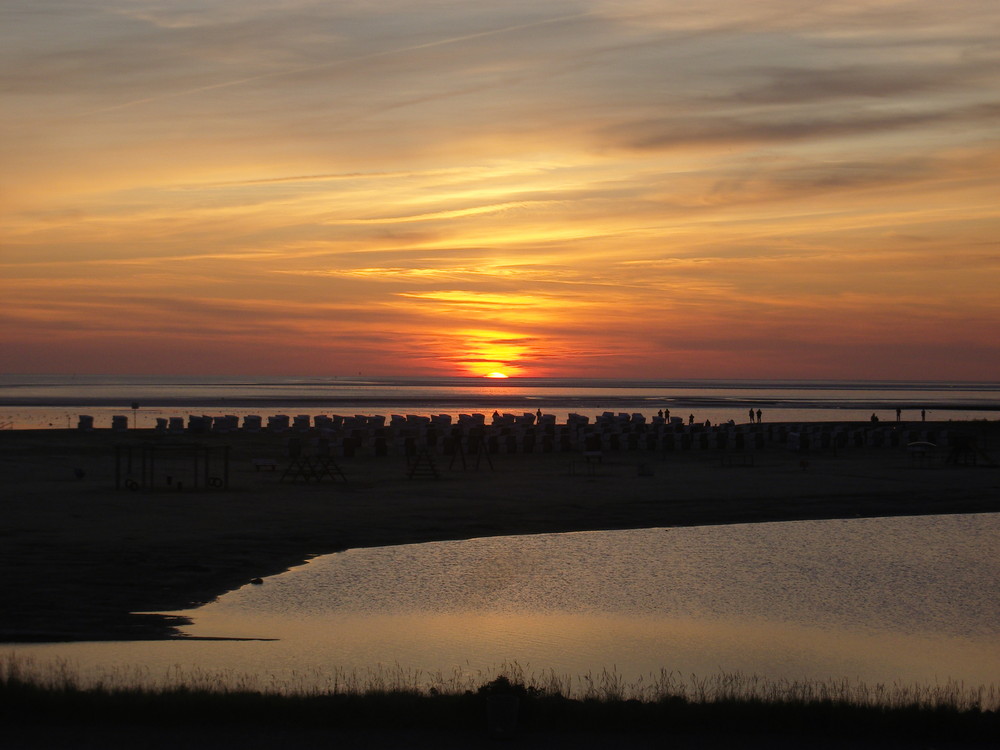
top-left (2, 2), bottom-right (999, 377)
top-left (439, 329), bottom-right (533, 378)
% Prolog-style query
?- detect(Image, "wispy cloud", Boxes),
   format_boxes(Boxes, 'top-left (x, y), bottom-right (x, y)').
top-left (2, 0), bottom-right (998, 377)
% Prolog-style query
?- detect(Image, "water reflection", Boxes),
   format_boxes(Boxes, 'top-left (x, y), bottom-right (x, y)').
top-left (11, 514), bottom-right (1000, 692)
top-left (198, 514), bottom-right (996, 634)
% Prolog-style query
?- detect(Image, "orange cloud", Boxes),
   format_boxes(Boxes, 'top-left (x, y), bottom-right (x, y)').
top-left (2, 1), bottom-right (998, 378)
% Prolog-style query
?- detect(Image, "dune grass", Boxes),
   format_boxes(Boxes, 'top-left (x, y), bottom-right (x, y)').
top-left (2, 653), bottom-right (996, 742)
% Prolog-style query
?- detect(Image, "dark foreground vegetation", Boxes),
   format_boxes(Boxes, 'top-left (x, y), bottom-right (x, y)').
top-left (2, 670), bottom-right (997, 749)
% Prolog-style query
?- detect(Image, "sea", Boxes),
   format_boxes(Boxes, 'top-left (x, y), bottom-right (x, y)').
top-left (1, 375), bottom-right (999, 430)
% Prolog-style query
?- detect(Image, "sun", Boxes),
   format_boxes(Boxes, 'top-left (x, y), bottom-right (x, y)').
top-left (485, 372), bottom-right (509, 379)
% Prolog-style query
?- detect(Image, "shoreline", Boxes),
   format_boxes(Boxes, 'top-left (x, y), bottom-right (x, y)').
top-left (2, 421), bottom-right (998, 643)
top-left (5, 396), bottom-right (1000, 410)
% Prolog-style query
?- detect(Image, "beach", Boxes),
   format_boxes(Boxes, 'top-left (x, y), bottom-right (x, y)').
top-left (2, 420), bottom-right (997, 643)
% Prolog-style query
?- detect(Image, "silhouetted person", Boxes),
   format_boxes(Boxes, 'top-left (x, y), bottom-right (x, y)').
top-left (492, 410), bottom-right (501, 425)
top-left (664, 408), bottom-right (670, 421)
top-left (756, 409), bottom-right (762, 423)
top-left (921, 408), bottom-right (926, 422)
top-left (896, 408), bottom-right (901, 422)
top-left (536, 408), bottom-right (542, 423)
top-left (704, 418), bottom-right (711, 428)
top-left (871, 413), bottom-right (878, 423)
top-left (748, 408), bottom-right (755, 424)
top-left (657, 409), bottom-right (663, 419)
top-left (688, 414), bottom-right (694, 425)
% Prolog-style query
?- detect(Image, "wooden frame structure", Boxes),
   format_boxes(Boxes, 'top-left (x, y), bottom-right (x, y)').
top-left (115, 443), bottom-right (230, 491)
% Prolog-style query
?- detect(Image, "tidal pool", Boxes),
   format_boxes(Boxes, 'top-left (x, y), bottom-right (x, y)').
top-left (10, 513), bottom-right (999, 696)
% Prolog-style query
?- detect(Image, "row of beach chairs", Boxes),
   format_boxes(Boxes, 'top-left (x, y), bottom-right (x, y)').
top-left (79, 413), bottom-right (953, 452)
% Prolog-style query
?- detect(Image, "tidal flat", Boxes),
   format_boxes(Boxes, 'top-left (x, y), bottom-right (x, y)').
top-left (1, 422), bottom-right (997, 642)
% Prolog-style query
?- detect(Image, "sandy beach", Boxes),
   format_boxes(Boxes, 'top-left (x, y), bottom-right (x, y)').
top-left (1, 421), bottom-right (998, 643)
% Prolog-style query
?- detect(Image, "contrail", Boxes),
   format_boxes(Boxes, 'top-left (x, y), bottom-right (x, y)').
top-left (84, 11), bottom-right (593, 116)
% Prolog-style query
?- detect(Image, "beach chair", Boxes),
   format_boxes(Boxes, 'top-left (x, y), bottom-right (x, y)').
top-left (268, 415), bottom-right (290, 432)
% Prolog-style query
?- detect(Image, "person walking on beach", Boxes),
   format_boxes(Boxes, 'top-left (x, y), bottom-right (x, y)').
top-left (665, 408), bottom-right (670, 421)
top-left (748, 408), bottom-right (755, 424)
top-left (921, 408), bottom-right (926, 422)
top-left (536, 408), bottom-right (542, 424)
top-left (896, 408), bottom-right (902, 422)
top-left (756, 409), bottom-right (762, 423)
top-left (688, 414), bottom-right (694, 425)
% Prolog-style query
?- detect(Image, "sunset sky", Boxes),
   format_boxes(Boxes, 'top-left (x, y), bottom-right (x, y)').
top-left (2, 1), bottom-right (998, 379)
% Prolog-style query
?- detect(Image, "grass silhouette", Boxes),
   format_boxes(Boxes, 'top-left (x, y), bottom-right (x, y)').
top-left (2, 655), bottom-right (996, 743)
